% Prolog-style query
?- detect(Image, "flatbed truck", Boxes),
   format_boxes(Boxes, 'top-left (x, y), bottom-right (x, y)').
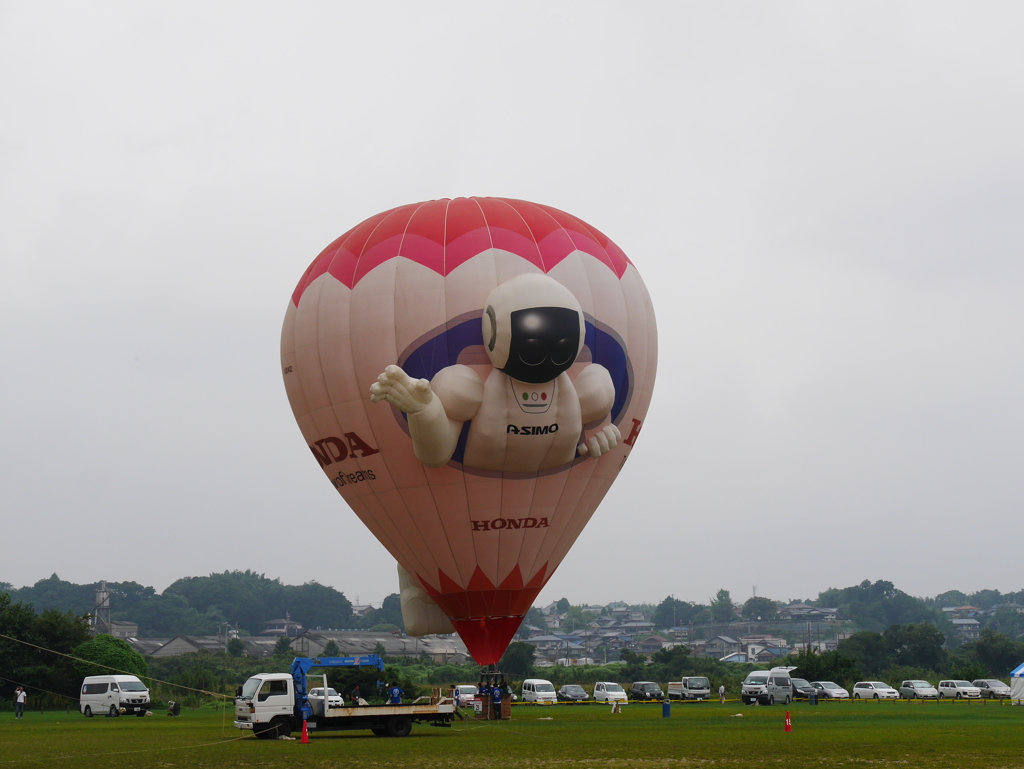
top-left (233, 654), bottom-right (457, 738)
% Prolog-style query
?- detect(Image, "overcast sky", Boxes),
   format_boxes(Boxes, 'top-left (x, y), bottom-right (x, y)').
top-left (2, 2), bottom-right (1022, 613)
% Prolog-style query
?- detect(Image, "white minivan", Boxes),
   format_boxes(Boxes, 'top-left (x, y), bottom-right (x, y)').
top-left (521, 679), bottom-right (557, 703)
top-left (593, 681), bottom-right (628, 703)
top-left (80, 675), bottom-right (151, 717)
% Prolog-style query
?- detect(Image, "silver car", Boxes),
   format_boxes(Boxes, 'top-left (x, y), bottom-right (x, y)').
top-left (972, 679), bottom-right (1012, 699)
top-left (899, 680), bottom-right (938, 699)
top-left (810, 681), bottom-right (850, 699)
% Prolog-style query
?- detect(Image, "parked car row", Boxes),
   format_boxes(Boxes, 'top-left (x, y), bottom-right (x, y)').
top-left (520, 679), bottom-right (665, 703)
top-left (738, 669), bottom-right (1012, 705)
top-left (853, 679), bottom-right (1013, 700)
top-left (503, 674), bottom-right (1014, 706)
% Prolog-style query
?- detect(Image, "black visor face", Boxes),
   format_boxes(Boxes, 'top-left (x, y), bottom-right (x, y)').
top-left (500, 307), bottom-right (581, 384)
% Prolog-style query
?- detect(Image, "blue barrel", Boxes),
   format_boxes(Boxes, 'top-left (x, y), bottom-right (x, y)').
top-left (662, 699), bottom-right (671, 718)
top-left (809, 692), bottom-right (818, 705)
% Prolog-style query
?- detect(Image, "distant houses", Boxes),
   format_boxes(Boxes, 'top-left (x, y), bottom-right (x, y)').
top-left (130, 630), bottom-right (469, 661)
top-left (101, 593), bottom-right (1009, 665)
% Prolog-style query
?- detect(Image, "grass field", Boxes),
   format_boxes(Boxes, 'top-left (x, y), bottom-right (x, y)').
top-left (2, 699), bottom-right (1022, 768)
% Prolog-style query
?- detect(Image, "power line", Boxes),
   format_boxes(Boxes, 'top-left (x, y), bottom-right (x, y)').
top-left (0, 632), bottom-right (230, 700)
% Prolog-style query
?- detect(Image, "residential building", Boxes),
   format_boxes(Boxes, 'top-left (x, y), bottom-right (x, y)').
top-left (703, 636), bottom-right (741, 658)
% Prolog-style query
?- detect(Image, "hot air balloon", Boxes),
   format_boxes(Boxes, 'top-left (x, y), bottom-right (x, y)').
top-left (281, 197), bottom-right (657, 664)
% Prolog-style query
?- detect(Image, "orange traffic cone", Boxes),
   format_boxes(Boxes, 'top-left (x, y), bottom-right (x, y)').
top-left (784, 711), bottom-right (792, 732)
top-left (301, 719), bottom-right (309, 743)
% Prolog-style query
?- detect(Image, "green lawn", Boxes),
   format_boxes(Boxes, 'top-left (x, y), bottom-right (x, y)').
top-left (1, 699), bottom-right (1022, 768)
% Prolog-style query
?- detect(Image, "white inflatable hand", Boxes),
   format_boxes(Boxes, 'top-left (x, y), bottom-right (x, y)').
top-left (369, 364), bottom-right (434, 415)
top-left (577, 424), bottom-right (622, 458)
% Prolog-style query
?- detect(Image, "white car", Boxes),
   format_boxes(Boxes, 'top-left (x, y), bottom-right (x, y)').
top-left (454, 685), bottom-right (479, 707)
top-left (593, 682), bottom-right (628, 703)
top-left (852, 681), bottom-right (899, 699)
top-left (307, 687), bottom-right (344, 709)
top-left (810, 681), bottom-right (850, 699)
top-left (938, 680), bottom-right (981, 699)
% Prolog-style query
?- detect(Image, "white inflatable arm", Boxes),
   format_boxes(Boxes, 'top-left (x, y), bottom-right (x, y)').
top-left (574, 364), bottom-right (615, 424)
top-left (573, 364), bottom-right (620, 458)
top-left (370, 364), bottom-right (481, 468)
top-left (398, 563), bottom-right (456, 636)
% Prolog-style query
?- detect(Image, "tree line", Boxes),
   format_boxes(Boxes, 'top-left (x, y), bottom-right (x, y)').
top-left (0, 571), bottom-right (404, 637)
top-left (5, 592), bottom-right (1024, 713)
top-left (640, 580), bottom-right (1024, 647)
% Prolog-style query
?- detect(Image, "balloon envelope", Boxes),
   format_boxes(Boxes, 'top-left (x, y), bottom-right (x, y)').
top-left (281, 197), bottom-right (657, 663)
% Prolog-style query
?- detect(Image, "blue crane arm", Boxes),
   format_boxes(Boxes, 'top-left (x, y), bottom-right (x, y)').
top-left (291, 655), bottom-right (386, 720)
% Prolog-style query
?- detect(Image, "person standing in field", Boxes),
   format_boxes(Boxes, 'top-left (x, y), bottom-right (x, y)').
top-left (719, 684), bottom-right (726, 703)
top-left (14, 687), bottom-right (26, 719)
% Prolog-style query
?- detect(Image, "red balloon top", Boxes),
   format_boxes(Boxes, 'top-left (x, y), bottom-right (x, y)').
top-left (291, 197), bottom-right (633, 307)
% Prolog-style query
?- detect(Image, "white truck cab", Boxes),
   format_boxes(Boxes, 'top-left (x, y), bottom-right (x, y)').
top-left (668, 676), bottom-right (711, 700)
top-left (235, 670), bottom-right (456, 739)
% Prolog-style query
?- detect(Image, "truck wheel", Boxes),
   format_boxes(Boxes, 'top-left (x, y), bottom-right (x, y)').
top-left (270, 716), bottom-right (293, 739)
top-left (784, 695), bottom-right (791, 705)
top-left (109, 705), bottom-right (119, 718)
top-left (84, 706), bottom-right (93, 718)
top-left (385, 716), bottom-right (413, 737)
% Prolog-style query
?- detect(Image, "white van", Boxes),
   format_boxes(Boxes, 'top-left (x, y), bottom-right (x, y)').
top-left (454, 685), bottom-right (479, 707)
top-left (593, 681), bottom-right (628, 703)
top-left (521, 679), bottom-right (557, 703)
top-left (741, 666), bottom-right (794, 705)
top-left (80, 675), bottom-right (151, 717)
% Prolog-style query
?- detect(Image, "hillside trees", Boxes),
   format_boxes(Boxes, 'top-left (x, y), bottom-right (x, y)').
top-left (564, 605), bottom-right (597, 630)
top-left (164, 571), bottom-right (353, 634)
top-left (839, 623), bottom-right (947, 676)
top-left (523, 606), bottom-right (547, 630)
top-left (653, 596), bottom-right (704, 630)
top-left (499, 641), bottom-right (537, 677)
top-left (0, 593), bottom-right (91, 703)
top-left (742, 597), bottom-right (778, 621)
top-left (971, 628), bottom-right (1024, 675)
top-left (362, 593), bottom-right (404, 631)
top-left (73, 633), bottom-right (149, 679)
top-left (884, 623), bottom-right (946, 669)
top-left (709, 589), bottom-right (735, 623)
top-left (819, 580), bottom-right (936, 631)
top-left (787, 647), bottom-right (860, 685)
